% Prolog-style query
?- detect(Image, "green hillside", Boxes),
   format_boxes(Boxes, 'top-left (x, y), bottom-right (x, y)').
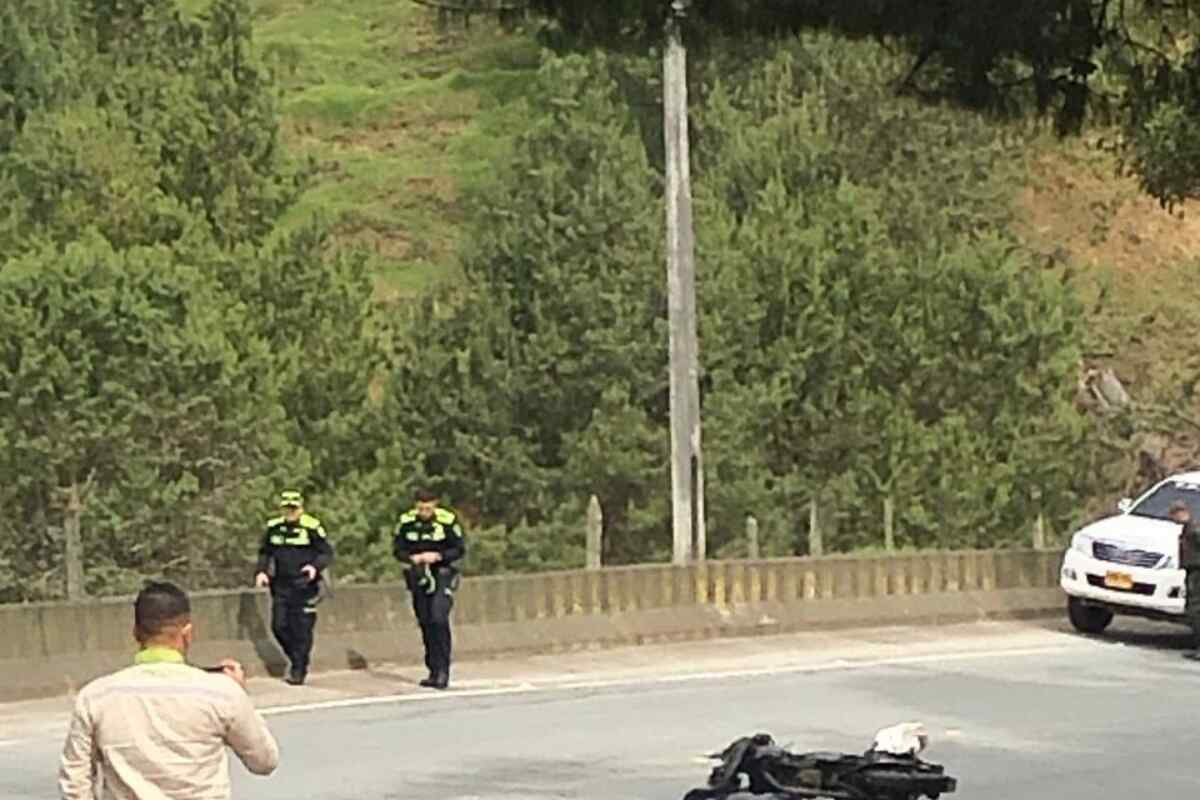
top-left (230, 0), bottom-right (1200, 394)
top-left (5, 0), bottom-right (1200, 601)
top-left (182, 0), bottom-right (543, 297)
top-left (242, 0), bottom-right (1200, 495)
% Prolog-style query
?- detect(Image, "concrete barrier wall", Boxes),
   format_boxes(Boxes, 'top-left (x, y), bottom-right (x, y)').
top-left (0, 550), bottom-right (1065, 702)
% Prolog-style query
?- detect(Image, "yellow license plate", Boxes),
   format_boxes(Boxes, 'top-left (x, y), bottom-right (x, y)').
top-left (1105, 571), bottom-right (1134, 590)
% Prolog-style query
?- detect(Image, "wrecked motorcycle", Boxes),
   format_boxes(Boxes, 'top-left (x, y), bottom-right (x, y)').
top-left (681, 730), bottom-right (958, 800)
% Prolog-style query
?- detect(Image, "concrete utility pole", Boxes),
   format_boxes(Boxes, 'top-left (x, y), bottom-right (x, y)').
top-left (61, 471), bottom-right (95, 602)
top-left (746, 515), bottom-right (760, 560)
top-left (664, 0), bottom-right (705, 564)
top-left (64, 483), bottom-right (84, 601)
top-left (586, 494), bottom-right (603, 569)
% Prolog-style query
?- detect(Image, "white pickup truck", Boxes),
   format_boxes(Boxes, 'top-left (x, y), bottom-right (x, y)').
top-left (1060, 472), bottom-right (1200, 634)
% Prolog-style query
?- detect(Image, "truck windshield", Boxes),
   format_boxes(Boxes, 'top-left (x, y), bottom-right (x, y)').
top-left (1130, 481), bottom-right (1200, 520)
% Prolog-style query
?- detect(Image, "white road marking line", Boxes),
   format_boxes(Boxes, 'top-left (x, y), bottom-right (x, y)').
top-left (260, 642), bottom-right (1085, 718)
top-left (261, 685), bottom-right (538, 716)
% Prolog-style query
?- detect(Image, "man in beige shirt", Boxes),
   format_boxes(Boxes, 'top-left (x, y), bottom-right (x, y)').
top-left (58, 581), bottom-right (280, 799)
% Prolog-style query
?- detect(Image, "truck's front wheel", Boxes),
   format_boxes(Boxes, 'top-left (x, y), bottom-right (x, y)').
top-left (1068, 597), bottom-right (1114, 635)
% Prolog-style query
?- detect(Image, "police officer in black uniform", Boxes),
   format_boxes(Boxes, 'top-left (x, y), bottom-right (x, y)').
top-left (393, 489), bottom-right (466, 689)
top-left (255, 490), bottom-right (334, 685)
top-left (1170, 500), bottom-right (1200, 660)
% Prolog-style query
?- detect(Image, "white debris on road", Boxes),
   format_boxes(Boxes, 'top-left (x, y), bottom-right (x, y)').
top-left (872, 722), bottom-right (929, 756)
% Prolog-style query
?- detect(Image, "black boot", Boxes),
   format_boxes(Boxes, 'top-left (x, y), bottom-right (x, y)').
top-left (1186, 623), bottom-right (1200, 659)
top-left (419, 673), bottom-right (438, 688)
top-left (431, 670), bottom-right (449, 690)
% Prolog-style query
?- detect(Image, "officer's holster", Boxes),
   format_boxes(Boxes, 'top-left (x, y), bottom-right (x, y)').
top-left (404, 565), bottom-right (460, 595)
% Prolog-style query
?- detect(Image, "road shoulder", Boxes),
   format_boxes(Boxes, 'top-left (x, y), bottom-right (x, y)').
top-left (0, 619), bottom-right (1094, 743)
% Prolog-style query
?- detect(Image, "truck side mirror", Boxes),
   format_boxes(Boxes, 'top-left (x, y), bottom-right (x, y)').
top-left (1117, 498), bottom-right (1133, 513)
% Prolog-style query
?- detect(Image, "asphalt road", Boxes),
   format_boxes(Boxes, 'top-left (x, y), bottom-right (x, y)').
top-left (4, 620), bottom-right (1199, 799)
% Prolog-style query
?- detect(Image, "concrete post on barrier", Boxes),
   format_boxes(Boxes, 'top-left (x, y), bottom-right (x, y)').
top-left (962, 552), bottom-right (979, 591)
top-left (818, 562), bottom-right (836, 599)
top-left (569, 571), bottom-right (585, 615)
top-left (783, 562), bottom-right (801, 602)
top-left (456, 581), bottom-right (483, 625)
top-left (855, 560), bottom-right (873, 597)
top-left (550, 574), bottom-right (568, 618)
top-left (764, 562), bottom-right (781, 602)
top-left (692, 561), bottom-right (709, 605)
top-left (730, 562), bottom-right (748, 606)
top-left (888, 558), bottom-right (910, 595)
top-left (1039, 549), bottom-right (1058, 586)
top-left (488, 578), bottom-right (512, 623)
top-left (751, 563), bottom-right (766, 603)
top-left (945, 553), bottom-right (962, 592)
top-left (510, 577), bottom-right (530, 622)
top-left (928, 554), bottom-right (946, 593)
top-left (586, 569), bottom-right (603, 613)
top-left (910, 556), bottom-right (929, 595)
top-left (712, 563), bottom-right (727, 608)
top-left (808, 497), bottom-right (824, 557)
top-left (833, 560), bottom-right (854, 598)
top-left (623, 568), bottom-right (639, 612)
top-left (606, 570), bottom-right (624, 614)
top-left (746, 515), bottom-right (760, 559)
top-left (658, 566), bottom-right (674, 607)
top-left (873, 558), bottom-right (889, 596)
top-left (803, 565), bottom-right (818, 600)
top-left (586, 495), bottom-right (603, 570)
top-left (977, 551), bottom-right (998, 591)
top-left (883, 496), bottom-right (895, 552)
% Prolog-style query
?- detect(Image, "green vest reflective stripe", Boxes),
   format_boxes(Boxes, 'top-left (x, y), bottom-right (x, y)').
top-left (284, 528), bottom-right (312, 546)
top-left (267, 515), bottom-right (323, 547)
top-left (404, 526), bottom-right (446, 541)
top-left (134, 646), bottom-right (185, 665)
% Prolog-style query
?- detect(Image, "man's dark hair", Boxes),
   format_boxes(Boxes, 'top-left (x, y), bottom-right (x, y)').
top-left (415, 488), bottom-right (439, 503)
top-left (134, 581), bottom-right (191, 640)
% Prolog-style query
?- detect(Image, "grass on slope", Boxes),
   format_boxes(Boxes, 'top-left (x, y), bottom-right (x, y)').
top-left (187, 0), bottom-right (543, 300)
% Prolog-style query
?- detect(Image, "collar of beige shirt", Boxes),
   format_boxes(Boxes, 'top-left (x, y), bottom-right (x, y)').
top-left (132, 646), bottom-right (185, 666)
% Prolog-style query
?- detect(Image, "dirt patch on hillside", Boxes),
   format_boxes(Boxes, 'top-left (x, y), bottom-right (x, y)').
top-left (333, 115), bottom-right (470, 154)
top-left (1017, 140), bottom-right (1200, 275)
top-left (1016, 138), bottom-right (1200, 504)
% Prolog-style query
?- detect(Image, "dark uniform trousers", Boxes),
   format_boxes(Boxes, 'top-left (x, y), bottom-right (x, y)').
top-left (1181, 519), bottom-right (1200, 653)
top-left (271, 582), bottom-right (321, 677)
top-left (406, 567), bottom-right (459, 676)
top-left (1187, 569), bottom-right (1200, 649)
